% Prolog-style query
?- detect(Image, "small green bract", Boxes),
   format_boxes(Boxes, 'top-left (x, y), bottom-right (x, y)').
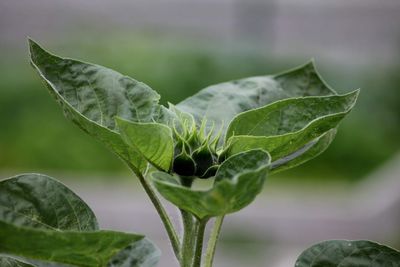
top-left (0, 39), bottom-right (398, 267)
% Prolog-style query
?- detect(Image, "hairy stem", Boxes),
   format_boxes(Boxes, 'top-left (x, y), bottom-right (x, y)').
top-left (131, 166), bottom-right (180, 259)
top-left (180, 210), bottom-right (196, 267)
top-left (204, 216), bottom-right (224, 267)
top-left (193, 219), bottom-right (208, 267)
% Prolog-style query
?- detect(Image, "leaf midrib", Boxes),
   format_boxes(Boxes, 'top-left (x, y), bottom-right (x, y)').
top-left (0, 205), bottom-right (56, 231)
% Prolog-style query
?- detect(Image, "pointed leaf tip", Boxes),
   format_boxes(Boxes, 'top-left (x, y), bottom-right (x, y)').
top-left (28, 40), bottom-right (175, 173)
top-left (28, 38), bottom-right (45, 61)
top-left (177, 60), bottom-right (339, 141)
top-left (225, 90), bottom-right (359, 171)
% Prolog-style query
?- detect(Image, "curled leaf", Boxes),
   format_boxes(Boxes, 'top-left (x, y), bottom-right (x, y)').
top-left (116, 118), bottom-right (174, 172)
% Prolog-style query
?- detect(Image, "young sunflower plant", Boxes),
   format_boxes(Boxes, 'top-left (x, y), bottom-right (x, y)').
top-left (0, 39), bottom-right (399, 267)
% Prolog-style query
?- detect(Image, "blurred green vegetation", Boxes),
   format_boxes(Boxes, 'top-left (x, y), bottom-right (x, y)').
top-left (1, 34), bottom-right (399, 181)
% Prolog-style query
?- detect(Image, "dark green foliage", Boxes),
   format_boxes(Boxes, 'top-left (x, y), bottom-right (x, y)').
top-left (1, 39), bottom-right (397, 267)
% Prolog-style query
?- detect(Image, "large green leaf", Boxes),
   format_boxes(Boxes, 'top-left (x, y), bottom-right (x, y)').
top-left (226, 90), bottom-right (358, 139)
top-left (116, 118), bottom-right (174, 172)
top-left (0, 220), bottom-right (143, 267)
top-left (0, 173), bottom-right (98, 231)
top-left (29, 39), bottom-right (173, 173)
top-left (31, 242), bottom-right (161, 267)
top-left (22, 242), bottom-right (161, 267)
top-left (226, 91), bottom-right (358, 161)
top-left (0, 256), bottom-right (35, 267)
top-left (177, 61), bottom-right (336, 139)
top-left (152, 150), bottom-right (270, 219)
top-left (0, 174), bottom-right (160, 267)
top-left (295, 240), bottom-right (400, 266)
top-left (108, 239), bottom-right (161, 267)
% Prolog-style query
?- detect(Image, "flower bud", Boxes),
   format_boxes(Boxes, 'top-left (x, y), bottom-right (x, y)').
top-left (192, 145), bottom-right (215, 178)
top-left (172, 151), bottom-right (196, 177)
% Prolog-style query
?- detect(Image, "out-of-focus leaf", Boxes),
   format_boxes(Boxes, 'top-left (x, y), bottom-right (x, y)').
top-left (152, 150), bottom-right (270, 219)
top-left (29, 39), bottom-right (173, 173)
top-left (177, 61), bottom-right (336, 139)
top-left (0, 220), bottom-right (143, 267)
top-left (116, 118), bottom-right (174, 171)
top-left (108, 239), bottom-right (161, 267)
top-left (0, 256), bottom-right (35, 267)
top-left (22, 260), bottom-right (69, 267)
top-left (168, 104), bottom-right (196, 136)
top-left (295, 240), bottom-right (400, 267)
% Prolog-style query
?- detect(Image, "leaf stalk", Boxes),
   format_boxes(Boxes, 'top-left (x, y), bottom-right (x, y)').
top-left (192, 219), bottom-right (208, 267)
top-left (204, 216), bottom-right (224, 267)
top-left (180, 209), bottom-right (196, 267)
top-left (130, 166), bottom-right (181, 260)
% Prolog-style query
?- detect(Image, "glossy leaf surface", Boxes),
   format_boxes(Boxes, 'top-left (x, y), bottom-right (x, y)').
top-left (116, 118), bottom-right (174, 172)
top-left (226, 91), bottom-right (358, 162)
top-left (295, 240), bottom-right (400, 267)
top-left (0, 173), bottom-right (98, 231)
top-left (270, 129), bottom-right (336, 174)
top-left (226, 91), bottom-right (358, 139)
top-left (152, 150), bottom-right (270, 219)
top-left (177, 61), bottom-right (336, 138)
top-left (0, 220), bottom-right (143, 267)
top-left (29, 39), bottom-right (172, 173)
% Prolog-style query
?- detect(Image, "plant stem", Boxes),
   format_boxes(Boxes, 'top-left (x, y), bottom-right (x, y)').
top-left (180, 209), bottom-right (196, 267)
top-left (131, 167), bottom-right (180, 260)
top-left (204, 216), bottom-right (224, 267)
top-left (193, 219), bottom-right (208, 267)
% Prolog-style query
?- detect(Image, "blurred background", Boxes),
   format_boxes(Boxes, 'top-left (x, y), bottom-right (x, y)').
top-left (0, 0), bottom-right (399, 266)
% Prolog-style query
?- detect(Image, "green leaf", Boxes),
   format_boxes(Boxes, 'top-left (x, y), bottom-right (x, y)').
top-left (0, 220), bottom-right (143, 267)
top-left (226, 90), bottom-right (358, 140)
top-left (116, 118), bottom-right (174, 171)
top-left (0, 256), bottom-right (35, 267)
top-left (215, 149), bottom-right (270, 181)
top-left (108, 239), bottom-right (161, 267)
top-left (225, 91), bottom-right (358, 170)
top-left (28, 39), bottom-right (173, 173)
top-left (0, 174), bottom-right (160, 267)
top-left (152, 149), bottom-right (270, 219)
top-left (295, 240), bottom-right (400, 266)
top-left (0, 173), bottom-right (98, 231)
top-left (177, 61), bottom-right (336, 139)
